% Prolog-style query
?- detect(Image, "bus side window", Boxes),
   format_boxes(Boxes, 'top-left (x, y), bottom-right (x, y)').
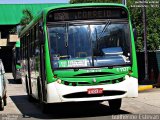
top-left (24, 36), bottom-right (26, 59)
top-left (32, 28), bottom-right (35, 57)
top-left (26, 35), bottom-right (29, 58)
top-left (29, 30), bottom-right (32, 57)
top-left (34, 24), bottom-right (40, 56)
top-left (35, 46), bottom-right (40, 56)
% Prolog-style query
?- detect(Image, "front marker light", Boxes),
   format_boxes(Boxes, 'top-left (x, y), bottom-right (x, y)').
top-left (128, 70), bottom-right (133, 76)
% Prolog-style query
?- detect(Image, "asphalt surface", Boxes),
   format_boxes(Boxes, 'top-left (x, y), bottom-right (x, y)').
top-left (0, 73), bottom-right (160, 120)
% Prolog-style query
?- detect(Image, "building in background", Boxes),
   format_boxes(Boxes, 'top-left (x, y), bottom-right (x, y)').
top-left (0, 3), bottom-right (67, 72)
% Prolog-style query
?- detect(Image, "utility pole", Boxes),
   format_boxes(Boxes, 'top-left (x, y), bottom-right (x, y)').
top-left (142, 0), bottom-right (148, 81)
top-left (122, 0), bottom-right (127, 6)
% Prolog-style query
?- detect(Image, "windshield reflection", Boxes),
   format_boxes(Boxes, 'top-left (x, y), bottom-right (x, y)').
top-left (48, 21), bottom-right (131, 69)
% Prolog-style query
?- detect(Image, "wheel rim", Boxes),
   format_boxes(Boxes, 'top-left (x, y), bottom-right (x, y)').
top-left (0, 100), bottom-right (4, 110)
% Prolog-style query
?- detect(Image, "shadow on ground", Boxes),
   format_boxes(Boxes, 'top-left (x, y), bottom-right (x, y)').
top-left (7, 79), bottom-right (21, 84)
top-left (7, 79), bottom-right (17, 84)
top-left (10, 95), bottom-right (130, 119)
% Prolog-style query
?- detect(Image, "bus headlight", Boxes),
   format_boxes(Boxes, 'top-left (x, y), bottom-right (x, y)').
top-left (56, 79), bottom-right (62, 84)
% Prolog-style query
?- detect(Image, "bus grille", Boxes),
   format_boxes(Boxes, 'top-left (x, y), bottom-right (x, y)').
top-left (62, 77), bottom-right (124, 86)
top-left (63, 90), bottom-right (126, 98)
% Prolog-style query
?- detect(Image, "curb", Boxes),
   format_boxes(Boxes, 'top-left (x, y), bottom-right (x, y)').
top-left (138, 85), bottom-right (153, 92)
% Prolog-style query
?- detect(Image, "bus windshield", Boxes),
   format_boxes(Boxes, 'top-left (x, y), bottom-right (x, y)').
top-left (48, 21), bottom-right (131, 69)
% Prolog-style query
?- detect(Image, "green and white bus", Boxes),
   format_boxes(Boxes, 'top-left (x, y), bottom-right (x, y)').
top-left (19, 3), bottom-right (138, 112)
top-left (12, 41), bottom-right (22, 83)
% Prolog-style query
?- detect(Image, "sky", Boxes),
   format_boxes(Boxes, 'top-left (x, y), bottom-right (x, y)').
top-left (0, 0), bottom-right (70, 4)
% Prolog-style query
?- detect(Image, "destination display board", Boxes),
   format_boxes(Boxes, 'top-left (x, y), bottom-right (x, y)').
top-left (47, 7), bottom-right (128, 22)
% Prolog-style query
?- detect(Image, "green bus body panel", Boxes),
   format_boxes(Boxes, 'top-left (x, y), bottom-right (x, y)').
top-left (43, 3), bottom-right (138, 83)
top-left (60, 74), bottom-right (126, 85)
top-left (127, 8), bottom-right (138, 78)
top-left (54, 67), bottom-right (131, 78)
top-left (20, 3), bottom-right (138, 83)
top-left (129, 21), bottom-right (138, 78)
top-left (44, 25), bottom-right (54, 83)
top-left (20, 3), bottom-right (127, 36)
top-left (0, 3), bottom-right (66, 25)
top-left (42, 3), bottom-right (129, 16)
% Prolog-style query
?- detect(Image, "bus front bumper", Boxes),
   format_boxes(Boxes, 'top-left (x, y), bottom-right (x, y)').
top-left (46, 75), bottom-right (138, 103)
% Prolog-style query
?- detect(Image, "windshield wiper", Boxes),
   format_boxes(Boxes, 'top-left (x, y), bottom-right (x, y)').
top-left (96, 20), bottom-right (111, 43)
top-left (65, 23), bottom-right (69, 59)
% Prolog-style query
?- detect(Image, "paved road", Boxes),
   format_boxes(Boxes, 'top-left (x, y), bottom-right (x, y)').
top-left (1, 73), bottom-right (160, 120)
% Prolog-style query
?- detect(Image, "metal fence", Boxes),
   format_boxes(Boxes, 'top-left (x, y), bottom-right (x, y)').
top-left (137, 51), bottom-right (160, 84)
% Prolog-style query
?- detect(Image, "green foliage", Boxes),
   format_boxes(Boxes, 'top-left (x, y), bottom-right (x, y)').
top-left (19, 9), bottom-right (33, 31)
top-left (128, 0), bottom-right (160, 51)
top-left (127, 0), bottom-right (143, 51)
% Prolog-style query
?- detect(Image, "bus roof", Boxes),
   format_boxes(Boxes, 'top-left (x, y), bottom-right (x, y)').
top-left (43, 3), bottom-right (127, 12)
top-left (19, 3), bottom-right (128, 37)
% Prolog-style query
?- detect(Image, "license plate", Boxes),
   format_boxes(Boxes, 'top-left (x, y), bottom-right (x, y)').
top-left (87, 88), bottom-right (103, 94)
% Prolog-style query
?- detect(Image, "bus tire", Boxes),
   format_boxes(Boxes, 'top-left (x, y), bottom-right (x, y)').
top-left (42, 103), bottom-right (49, 114)
top-left (17, 78), bottom-right (22, 84)
top-left (108, 99), bottom-right (122, 110)
top-left (25, 76), bottom-right (29, 94)
top-left (37, 77), bottom-right (43, 103)
top-left (3, 92), bottom-right (7, 106)
top-left (25, 76), bottom-right (34, 102)
top-left (38, 77), bottom-right (48, 114)
top-left (0, 99), bottom-right (4, 111)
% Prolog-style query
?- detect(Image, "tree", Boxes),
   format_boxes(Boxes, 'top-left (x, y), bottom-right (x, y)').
top-left (127, 0), bottom-right (160, 51)
top-left (19, 9), bottom-right (34, 31)
top-left (127, 0), bottom-right (144, 51)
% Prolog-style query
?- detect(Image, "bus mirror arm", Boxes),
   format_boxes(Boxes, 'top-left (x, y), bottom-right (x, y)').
top-left (133, 28), bottom-right (137, 41)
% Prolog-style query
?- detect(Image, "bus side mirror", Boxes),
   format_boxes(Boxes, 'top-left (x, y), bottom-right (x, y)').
top-left (133, 28), bottom-right (137, 41)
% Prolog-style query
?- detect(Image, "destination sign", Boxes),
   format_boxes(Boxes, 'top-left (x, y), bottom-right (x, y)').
top-left (47, 7), bottom-right (128, 22)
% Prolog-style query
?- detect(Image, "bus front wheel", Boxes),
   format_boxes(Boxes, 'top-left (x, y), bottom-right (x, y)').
top-left (108, 99), bottom-right (122, 110)
top-left (41, 102), bottom-right (49, 114)
top-left (37, 77), bottom-right (43, 103)
top-left (0, 99), bottom-right (4, 111)
top-left (25, 76), bottom-right (33, 102)
top-left (3, 92), bottom-right (7, 106)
